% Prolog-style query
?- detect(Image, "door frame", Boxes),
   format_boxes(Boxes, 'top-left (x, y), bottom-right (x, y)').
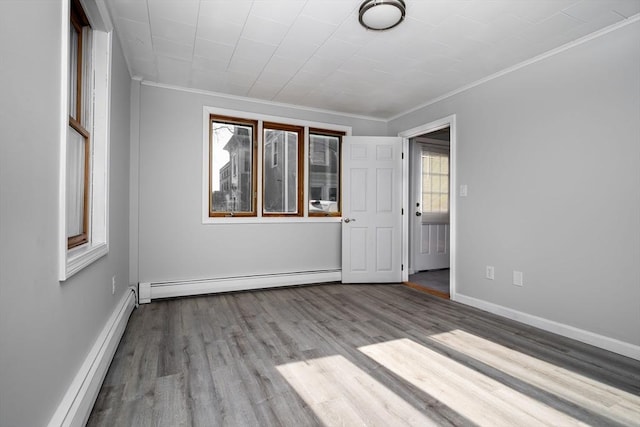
top-left (398, 114), bottom-right (457, 299)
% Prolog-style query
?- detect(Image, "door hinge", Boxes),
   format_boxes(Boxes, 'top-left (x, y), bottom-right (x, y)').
top-left (402, 152), bottom-right (404, 159)
top-left (401, 264), bottom-right (404, 271)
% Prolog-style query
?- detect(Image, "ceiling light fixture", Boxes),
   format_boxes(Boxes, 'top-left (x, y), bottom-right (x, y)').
top-left (359, 0), bottom-right (406, 31)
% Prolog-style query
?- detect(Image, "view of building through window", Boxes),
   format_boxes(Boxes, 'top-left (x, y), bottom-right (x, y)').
top-left (208, 115), bottom-right (343, 218)
top-left (210, 120), bottom-right (254, 214)
top-left (308, 133), bottom-right (340, 214)
top-left (263, 128), bottom-right (300, 214)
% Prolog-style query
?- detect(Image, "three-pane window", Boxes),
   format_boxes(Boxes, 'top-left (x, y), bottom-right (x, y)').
top-left (208, 115), bottom-right (343, 218)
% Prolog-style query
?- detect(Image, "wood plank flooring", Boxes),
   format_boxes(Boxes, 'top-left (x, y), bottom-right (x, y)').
top-left (87, 284), bottom-right (640, 427)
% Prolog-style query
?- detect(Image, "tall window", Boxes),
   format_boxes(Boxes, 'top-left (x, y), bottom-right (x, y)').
top-left (308, 129), bottom-right (342, 216)
top-left (421, 150), bottom-right (449, 221)
top-left (209, 115), bottom-right (257, 217)
top-left (67, 0), bottom-right (92, 249)
top-left (263, 123), bottom-right (304, 216)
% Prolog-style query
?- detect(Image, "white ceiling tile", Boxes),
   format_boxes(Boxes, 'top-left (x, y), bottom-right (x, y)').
top-left (274, 37), bottom-right (319, 61)
top-left (332, 13), bottom-right (381, 46)
top-left (299, 55), bottom-right (343, 78)
top-left (262, 55), bottom-right (307, 75)
top-left (156, 55), bottom-right (191, 86)
top-left (247, 80), bottom-right (282, 100)
top-left (287, 70), bottom-right (326, 86)
top-left (153, 36), bottom-right (193, 61)
top-left (193, 38), bottom-right (234, 62)
top-left (519, 12), bottom-right (583, 42)
top-left (250, 0), bottom-right (306, 26)
top-left (196, 19), bottom-right (243, 46)
top-left (287, 15), bottom-right (339, 46)
top-left (314, 38), bottom-right (362, 62)
top-left (192, 55), bottom-right (228, 72)
top-left (241, 14), bottom-right (290, 45)
top-left (131, 57), bottom-right (158, 79)
top-left (110, 0), bottom-right (635, 118)
top-left (255, 70), bottom-right (292, 87)
top-left (407, 0), bottom-right (472, 26)
top-left (118, 17), bottom-right (153, 47)
top-left (510, 0), bottom-right (581, 24)
top-left (110, 0), bottom-right (150, 22)
top-left (608, 0), bottom-right (640, 18)
top-left (274, 83), bottom-right (311, 104)
top-left (227, 56), bottom-right (266, 78)
top-left (148, 1), bottom-right (199, 26)
top-left (301, 0), bottom-right (360, 25)
top-left (150, 18), bottom-right (196, 46)
top-left (563, 0), bottom-right (640, 21)
top-left (198, 0), bottom-right (253, 26)
top-left (233, 38), bottom-right (278, 63)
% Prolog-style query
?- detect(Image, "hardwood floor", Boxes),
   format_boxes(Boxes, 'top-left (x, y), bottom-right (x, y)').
top-left (407, 269), bottom-right (450, 298)
top-left (87, 284), bottom-right (640, 427)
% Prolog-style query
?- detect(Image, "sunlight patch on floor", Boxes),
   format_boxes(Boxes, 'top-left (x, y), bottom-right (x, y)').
top-left (359, 338), bottom-right (588, 427)
top-left (427, 329), bottom-right (640, 425)
top-left (276, 354), bottom-right (439, 426)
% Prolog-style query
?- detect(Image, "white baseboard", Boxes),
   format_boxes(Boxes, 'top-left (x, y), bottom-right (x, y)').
top-left (140, 270), bottom-right (341, 302)
top-left (453, 293), bottom-right (640, 361)
top-left (48, 288), bottom-right (137, 427)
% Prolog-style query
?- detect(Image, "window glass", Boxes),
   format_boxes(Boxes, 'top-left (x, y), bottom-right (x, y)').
top-left (69, 24), bottom-right (79, 120)
top-left (308, 132), bottom-right (341, 215)
top-left (263, 126), bottom-right (301, 214)
top-left (66, 126), bottom-right (86, 238)
top-left (210, 117), bottom-right (256, 215)
top-left (421, 151), bottom-right (449, 216)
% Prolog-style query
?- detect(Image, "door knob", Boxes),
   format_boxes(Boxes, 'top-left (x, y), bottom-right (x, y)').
top-left (343, 218), bottom-right (356, 223)
top-left (416, 212), bottom-right (422, 216)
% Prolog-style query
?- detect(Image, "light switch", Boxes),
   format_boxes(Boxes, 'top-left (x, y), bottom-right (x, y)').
top-left (460, 185), bottom-right (468, 197)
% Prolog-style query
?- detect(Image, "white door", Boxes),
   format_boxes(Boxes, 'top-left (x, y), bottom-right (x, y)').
top-left (411, 142), bottom-right (450, 272)
top-left (342, 136), bottom-right (403, 283)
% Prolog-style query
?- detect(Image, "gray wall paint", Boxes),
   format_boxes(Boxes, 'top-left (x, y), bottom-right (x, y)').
top-left (136, 85), bottom-right (386, 283)
top-left (390, 23), bottom-right (640, 346)
top-left (0, 2), bottom-right (131, 425)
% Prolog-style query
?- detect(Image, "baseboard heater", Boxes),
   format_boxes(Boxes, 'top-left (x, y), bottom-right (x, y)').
top-left (139, 269), bottom-right (341, 303)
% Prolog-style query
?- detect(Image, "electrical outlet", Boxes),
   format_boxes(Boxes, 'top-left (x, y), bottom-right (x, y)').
top-left (513, 271), bottom-right (523, 286)
top-left (112, 275), bottom-right (116, 294)
top-left (486, 266), bottom-right (495, 280)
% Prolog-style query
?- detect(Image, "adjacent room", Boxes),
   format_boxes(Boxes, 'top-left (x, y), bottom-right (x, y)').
top-left (1, 1), bottom-right (639, 426)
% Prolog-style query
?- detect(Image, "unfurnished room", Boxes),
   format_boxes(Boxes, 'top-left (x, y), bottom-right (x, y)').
top-left (1, 0), bottom-right (639, 426)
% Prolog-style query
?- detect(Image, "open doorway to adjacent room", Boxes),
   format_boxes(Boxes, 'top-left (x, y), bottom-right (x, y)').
top-left (407, 126), bottom-right (451, 299)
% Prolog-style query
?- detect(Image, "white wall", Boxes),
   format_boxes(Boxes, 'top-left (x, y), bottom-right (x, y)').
top-left (135, 84), bottom-right (387, 284)
top-left (390, 22), bottom-right (640, 347)
top-left (0, 2), bottom-right (131, 425)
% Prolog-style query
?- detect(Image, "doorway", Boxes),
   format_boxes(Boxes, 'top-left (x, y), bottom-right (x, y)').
top-left (399, 115), bottom-right (456, 300)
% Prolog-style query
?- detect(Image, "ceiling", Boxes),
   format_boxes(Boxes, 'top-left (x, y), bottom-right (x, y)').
top-left (105, 0), bottom-right (640, 119)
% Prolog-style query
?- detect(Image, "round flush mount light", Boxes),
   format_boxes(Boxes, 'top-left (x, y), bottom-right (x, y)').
top-left (359, 0), bottom-right (406, 31)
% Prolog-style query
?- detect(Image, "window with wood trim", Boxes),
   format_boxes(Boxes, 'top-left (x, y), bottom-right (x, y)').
top-left (420, 149), bottom-right (449, 222)
top-left (209, 115), bottom-right (258, 217)
top-left (263, 123), bottom-right (304, 216)
top-left (308, 129), bottom-right (343, 216)
top-left (67, 0), bottom-right (92, 249)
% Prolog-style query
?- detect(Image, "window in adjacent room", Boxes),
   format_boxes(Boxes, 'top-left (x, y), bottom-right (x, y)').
top-left (263, 123), bottom-right (304, 216)
top-left (308, 129), bottom-right (342, 216)
top-left (209, 115), bottom-right (257, 217)
top-left (421, 149), bottom-right (449, 222)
